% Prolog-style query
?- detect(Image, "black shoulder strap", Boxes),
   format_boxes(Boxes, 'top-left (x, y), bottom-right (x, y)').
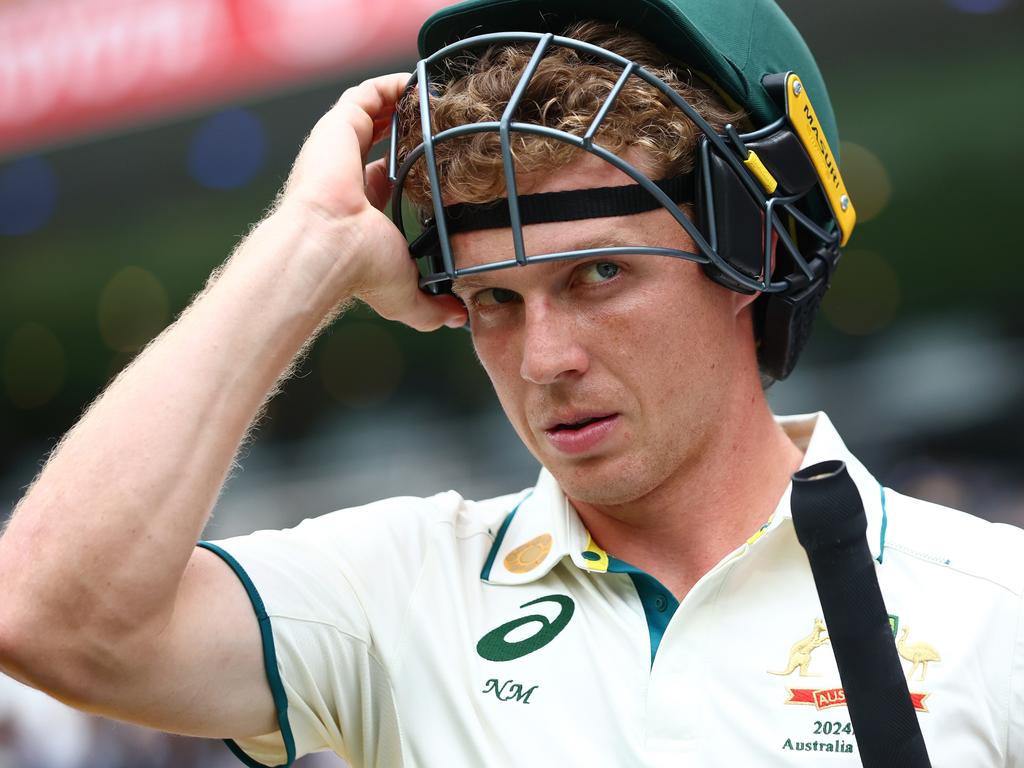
top-left (791, 461), bottom-right (932, 768)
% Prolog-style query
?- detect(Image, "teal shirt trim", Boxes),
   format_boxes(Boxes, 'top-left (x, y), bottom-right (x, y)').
top-left (480, 491), bottom-right (533, 580)
top-left (607, 556), bottom-right (679, 667)
top-left (198, 541), bottom-right (296, 768)
top-left (877, 485), bottom-right (888, 565)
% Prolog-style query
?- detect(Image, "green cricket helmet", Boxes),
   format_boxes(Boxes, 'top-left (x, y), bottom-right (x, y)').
top-left (389, 0), bottom-right (856, 380)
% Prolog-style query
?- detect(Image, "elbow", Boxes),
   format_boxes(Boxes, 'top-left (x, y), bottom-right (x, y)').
top-left (0, 523), bottom-right (155, 706)
top-left (0, 548), bottom-right (58, 687)
top-left (0, 516), bottom-right (57, 684)
top-left (0, 597), bottom-right (118, 708)
top-left (0, 602), bottom-right (45, 688)
top-left (0, 531), bottom-right (107, 700)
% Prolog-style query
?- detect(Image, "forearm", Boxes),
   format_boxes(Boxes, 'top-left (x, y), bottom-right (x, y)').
top-left (0, 74), bottom-right (463, 718)
top-left (0, 205), bottom-right (353, 676)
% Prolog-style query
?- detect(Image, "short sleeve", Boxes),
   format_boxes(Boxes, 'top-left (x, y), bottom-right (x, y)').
top-left (200, 494), bottom-right (457, 767)
top-left (1010, 587), bottom-right (1024, 767)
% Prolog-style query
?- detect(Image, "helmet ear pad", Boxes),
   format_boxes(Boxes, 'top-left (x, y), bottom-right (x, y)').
top-left (755, 253), bottom-right (836, 382)
top-left (692, 133), bottom-right (833, 383)
top-left (694, 136), bottom-right (765, 296)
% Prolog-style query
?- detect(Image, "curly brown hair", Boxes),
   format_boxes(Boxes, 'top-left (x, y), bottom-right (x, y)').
top-left (395, 20), bottom-right (746, 213)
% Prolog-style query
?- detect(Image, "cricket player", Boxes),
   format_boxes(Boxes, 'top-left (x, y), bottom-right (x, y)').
top-left (1, 0), bottom-right (1022, 765)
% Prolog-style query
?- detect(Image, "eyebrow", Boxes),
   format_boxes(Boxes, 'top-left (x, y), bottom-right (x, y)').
top-left (450, 275), bottom-right (493, 295)
top-left (450, 234), bottom-right (637, 295)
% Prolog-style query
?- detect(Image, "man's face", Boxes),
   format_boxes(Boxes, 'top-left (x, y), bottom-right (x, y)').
top-left (450, 153), bottom-right (757, 507)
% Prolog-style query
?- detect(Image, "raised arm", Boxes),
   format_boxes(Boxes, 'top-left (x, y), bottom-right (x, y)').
top-left (0, 73), bottom-right (465, 739)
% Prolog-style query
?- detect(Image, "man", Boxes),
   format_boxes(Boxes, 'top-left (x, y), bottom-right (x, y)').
top-left (0, 0), bottom-right (1021, 766)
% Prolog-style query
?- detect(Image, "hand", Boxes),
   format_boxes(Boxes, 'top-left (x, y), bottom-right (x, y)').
top-left (278, 73), bottom-right (467, 331)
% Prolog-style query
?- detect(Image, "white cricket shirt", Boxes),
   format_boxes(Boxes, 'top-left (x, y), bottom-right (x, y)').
top-left (204, 412), bottom-right (1024, 767)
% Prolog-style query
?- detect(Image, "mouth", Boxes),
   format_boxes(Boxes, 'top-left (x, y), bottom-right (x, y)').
top-left (541, 413), bottom-right (620, 455)
top-left (544, 413), bottom-right (617, 433)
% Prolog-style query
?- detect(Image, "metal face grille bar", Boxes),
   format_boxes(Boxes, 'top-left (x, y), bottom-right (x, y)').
top-left (584, 62), bottom-right (636, 146)
top-left (500, 33), bottom-right (554, 266)
top-left (415, 59), bottom-right (456, 278)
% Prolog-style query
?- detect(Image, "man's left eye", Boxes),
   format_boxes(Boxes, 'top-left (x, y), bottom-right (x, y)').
top-left (579, 262), bottom-right (620, 284)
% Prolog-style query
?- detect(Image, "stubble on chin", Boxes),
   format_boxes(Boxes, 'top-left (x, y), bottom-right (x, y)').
top-left (546, 450), bottom-right (669, 508)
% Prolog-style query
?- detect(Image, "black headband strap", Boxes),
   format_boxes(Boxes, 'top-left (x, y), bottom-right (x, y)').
top-left (440, 175), bottom-right (694, 234)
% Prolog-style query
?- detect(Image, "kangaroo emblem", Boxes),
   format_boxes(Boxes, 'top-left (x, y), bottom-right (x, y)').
top-left (768, 618), bottom-right (831, 677)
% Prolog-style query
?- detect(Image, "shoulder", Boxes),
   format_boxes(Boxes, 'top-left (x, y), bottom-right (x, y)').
top-left (283, 487), bottom-right (528, 552)
top-left (214, 485), bottom-right (531, 589)
top-left (881, 487), bottom-right (1024, 595)
top-left (203, 486), bottom-right (532, 634)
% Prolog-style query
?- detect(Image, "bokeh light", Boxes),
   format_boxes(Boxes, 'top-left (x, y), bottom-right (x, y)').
top-left (3, 323), bottom-right (66, 409)
top-left (319, 322), bottom-right (404, 408)
top-left (0, 156), bottom-right (58, 236)
top-left (187, 108), bottom-right (268, 190)
top-left (945, 0), bottom-right (1012, 13)
top-left (821, 249), bottom-right (902, 336)
top-left (839, 142), bottom-right (892, 225)
top-left (97, 267), bottom-right (170, 352)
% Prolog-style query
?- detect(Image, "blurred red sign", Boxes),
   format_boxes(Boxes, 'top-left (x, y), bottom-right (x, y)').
top-left (0, 0), bottom-right (452, 157)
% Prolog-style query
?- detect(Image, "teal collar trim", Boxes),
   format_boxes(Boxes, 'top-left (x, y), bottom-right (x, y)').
top-left (480, 491), bottom-right (533, 581)
top-left (877, 485), bottom-right (888, 565)
top-left (198, 542), bottom-right (296, 768)
top-left (776, 413), bottom-right (888, 563)
top-left (607, 556), bottom-right (679, 667)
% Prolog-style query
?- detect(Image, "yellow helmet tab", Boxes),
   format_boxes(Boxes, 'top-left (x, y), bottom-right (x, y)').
top-left (743, 150), bottom-right (779, 194)
top-left (784, 73), bottom-right (856, 246)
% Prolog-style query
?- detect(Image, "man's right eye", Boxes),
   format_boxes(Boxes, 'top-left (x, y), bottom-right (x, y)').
top-left (475, 287), bottom-right (519, 306)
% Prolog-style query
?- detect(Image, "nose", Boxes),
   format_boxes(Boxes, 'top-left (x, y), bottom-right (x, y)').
top-left (519, 298), bottom-right (589, 385)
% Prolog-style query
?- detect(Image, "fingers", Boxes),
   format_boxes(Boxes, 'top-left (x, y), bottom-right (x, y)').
top-left (364, 159), bottom-right (392, 211)
top-left (363, 264), bottom-right (468, 333)
top-left (333, 73), bottom-right (412, 118)
top-left (285, 73), bottom-right (413, 218)
top-left (283, 72), bottom-right (472, 335)
top-left (331, 73), bottom-right (412, 160)
top-left (391, 288), bottom-right (468, 333)
top-left (403, 292), bottom-right (469, 333)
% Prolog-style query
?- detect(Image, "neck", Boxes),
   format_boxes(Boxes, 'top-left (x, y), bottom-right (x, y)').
top-left (568, 382), bottom-right (804, 602)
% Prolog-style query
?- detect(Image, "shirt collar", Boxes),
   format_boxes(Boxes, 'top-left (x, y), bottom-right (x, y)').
top-left (480, 467), bottom-right (578, 585)
top-left (480, 411), bottom-right (886, 586)
top-left (771, 411), bottom-right (887, 562)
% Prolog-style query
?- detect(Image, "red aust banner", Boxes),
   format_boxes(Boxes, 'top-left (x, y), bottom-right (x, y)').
top-left (0, 0), bottom-right (451, 158)
top-left (786, 687), bottom-right (930, 713)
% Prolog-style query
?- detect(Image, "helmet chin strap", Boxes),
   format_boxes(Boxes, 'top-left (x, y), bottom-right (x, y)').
top-left (438, 175), bottom-right (694, 233)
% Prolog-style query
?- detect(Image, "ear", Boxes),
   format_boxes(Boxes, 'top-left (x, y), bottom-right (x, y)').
top-left (732, 229), bottom-right (779, 315)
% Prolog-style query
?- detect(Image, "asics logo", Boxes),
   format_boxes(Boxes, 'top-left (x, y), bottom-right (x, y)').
top-left (476, 595), bottom-right (575, 662)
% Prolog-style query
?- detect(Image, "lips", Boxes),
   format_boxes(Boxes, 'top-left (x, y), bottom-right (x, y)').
top-left (541, 412), bottom-right (620, 455)
top-left (544, 413), bottom-right (616, 432)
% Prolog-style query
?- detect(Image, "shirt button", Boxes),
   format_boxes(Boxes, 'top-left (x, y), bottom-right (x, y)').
top-left (654, 594), bottom-right (668, 612)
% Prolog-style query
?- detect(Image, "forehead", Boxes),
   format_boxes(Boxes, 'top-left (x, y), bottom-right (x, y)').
top-left (448, 149), bottom-right (664, 276)
top-left (508, 149), bottom-right (654, 196)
